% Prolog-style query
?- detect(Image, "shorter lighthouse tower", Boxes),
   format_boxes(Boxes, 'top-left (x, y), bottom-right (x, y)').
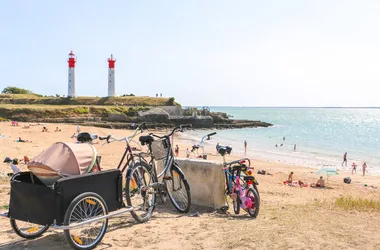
top-left (107, 54), bottom-right (116, 97)
top-left (67, 51), bottom-right (76, 97)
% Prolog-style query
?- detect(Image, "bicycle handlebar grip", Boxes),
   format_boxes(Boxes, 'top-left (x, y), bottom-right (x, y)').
top-left (207, 132), bottom-right (217, 137)
top-left (106, 135), bottom-right (111, 143)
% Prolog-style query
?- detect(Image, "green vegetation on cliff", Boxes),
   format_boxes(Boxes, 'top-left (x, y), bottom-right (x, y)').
top-left (0, 94), bottom-right (179, 106)
top-left (0, 105), bottom-right (150, 120)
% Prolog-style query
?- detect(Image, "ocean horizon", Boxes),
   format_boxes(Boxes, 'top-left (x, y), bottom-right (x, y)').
top-left (182, 107), bottom-right (380, 174)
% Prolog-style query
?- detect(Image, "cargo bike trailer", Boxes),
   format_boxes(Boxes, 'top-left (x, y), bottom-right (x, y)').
top-left (1, 169), bottom-right (132, 249)
top-left (0, 139), bottom-right (135, 249)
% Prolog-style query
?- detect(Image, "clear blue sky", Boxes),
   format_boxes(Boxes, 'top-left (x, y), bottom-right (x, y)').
top-left (1, 0), bottom-right (380, 107)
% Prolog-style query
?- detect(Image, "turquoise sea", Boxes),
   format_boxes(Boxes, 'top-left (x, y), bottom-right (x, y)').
top-left (183, 107), bottom-right (380, 173)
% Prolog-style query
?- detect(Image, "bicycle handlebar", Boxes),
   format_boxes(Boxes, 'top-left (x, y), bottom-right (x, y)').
top-left (222, 164), bottom-right (253, 171)
top-left (149, 124), bottom-right (192, 139)
top-left (223, 158), bottom-right (251, 168)
top-left (199, 131), bottom-right (217, 145)
top-left (99, 122), bottom-right (146, 144)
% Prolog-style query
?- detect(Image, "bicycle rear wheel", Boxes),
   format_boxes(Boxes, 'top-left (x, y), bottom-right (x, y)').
top-left (125, 161), bottom-right (156, 223)
top-left (164, 163), bottom-right (191, 213)
top-left (232, 190), bottom-right (240, 215)
top-left (246, 188), bottom-right (260, 218)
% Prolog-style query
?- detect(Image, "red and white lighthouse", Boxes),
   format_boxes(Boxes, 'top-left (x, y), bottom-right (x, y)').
top-left (67, 50), bottom-right (76, 97)
top-left (107, 54), bottom-right (116, 97)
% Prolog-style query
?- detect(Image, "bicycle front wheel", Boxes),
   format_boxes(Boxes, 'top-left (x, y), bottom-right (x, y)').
top-left (246, 188), bottom-right (260, 218)
top-left (125, 161), bottom-right (156, 223)
top-left (164, 163), bottom-right (191, 213)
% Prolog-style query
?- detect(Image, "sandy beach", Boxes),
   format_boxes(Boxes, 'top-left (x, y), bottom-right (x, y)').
top-left (0, 122), bottom-right (380, 249)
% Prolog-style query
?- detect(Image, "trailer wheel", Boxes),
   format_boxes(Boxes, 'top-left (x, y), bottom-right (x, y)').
top-left (10, 219), bottom-right (49, 239)
top-left (63, 192), bottom-right (108, 250)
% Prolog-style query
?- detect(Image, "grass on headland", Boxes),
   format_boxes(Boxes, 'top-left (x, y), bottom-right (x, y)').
top-left (335, 196), bottom-right (380, 211)
top-left (0, 95), bottom-right (180, 106)
top-left (0, 105), bottom-right (150, 119)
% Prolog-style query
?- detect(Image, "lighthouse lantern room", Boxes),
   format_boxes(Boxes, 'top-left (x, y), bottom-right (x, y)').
top-left (107, 54), bottom-right (116, 97)
top-left (67, 51), bottom-right (76, 97)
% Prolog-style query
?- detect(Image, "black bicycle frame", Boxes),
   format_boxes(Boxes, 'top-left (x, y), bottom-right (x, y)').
top-left (116, 145), bottom-right (135, 174)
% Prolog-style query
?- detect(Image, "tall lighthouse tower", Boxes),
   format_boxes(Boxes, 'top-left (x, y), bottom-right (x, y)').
top-left (67, 51), bottom-right (76, 97)
top-left (107, 54), bottom-right (116, 97)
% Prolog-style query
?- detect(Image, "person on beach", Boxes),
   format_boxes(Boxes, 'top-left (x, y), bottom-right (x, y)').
top-left (351, 163), bottom-right (357, 174)
top-left (294, 144), bottom-right (296, 151)
top-left (17, 137), bottom-right (32, 143)
top-left (77, 125), bottom-right (81, 133)
top-left (10, 159), bottom-right (21, 174)
top-left (342, 152), bottom-right (347, 167)
top-left (22, 156), bottom-right (29, 164)
top-left (287, 172), bottom-right (294, 183)
top-left (244, 140), bottom-right (247, 154)
top-left (311, 176), bottom-right (325, 188)
top-left (186, 148), bottom-right (190, 158)
top-left (362, 163), bottom-right (367, 176)
top-left (175, 145), bottom-right (179, 157)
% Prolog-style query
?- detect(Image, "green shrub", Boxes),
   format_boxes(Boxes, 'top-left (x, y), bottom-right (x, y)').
top-left (335, 196), bottom-right (380, 211)
top-left (167, 97), bottom-right (175, 105)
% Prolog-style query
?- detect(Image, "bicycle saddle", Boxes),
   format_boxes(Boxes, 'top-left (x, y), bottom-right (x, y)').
top-left (77, 132), bottom-right (98, 143)
top-left (139, 135), bottom-right (154, 145)
top-left (216, 145), bottom-right (232, 156)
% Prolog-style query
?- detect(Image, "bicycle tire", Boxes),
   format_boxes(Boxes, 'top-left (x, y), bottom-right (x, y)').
top-left (164, 163), bottom-right (191, 213)
top-left (254, 183), bottom-right (260, 199)
top-left (246, 188), bottom-right (260, 218)
top-left (232, 190), bottom-right (240, 215)
top-left (125, 161), bottom-right (156, 223)
top-left (63, 192), bottom-right (108, 250)
top-left (10, 219), bottom-right (49, 239)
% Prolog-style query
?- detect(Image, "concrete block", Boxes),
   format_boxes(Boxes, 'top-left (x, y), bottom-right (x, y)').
top-left (157, 158), bottom-right (225, 208)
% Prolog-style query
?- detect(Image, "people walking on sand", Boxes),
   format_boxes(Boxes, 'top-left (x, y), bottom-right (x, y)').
top-left (362, 162), bottom-right (367, 176)
top-left (244, 140), bottom-right (247, 154)
top-left (175, 145), bottom-right (179, 157)
top-left (186, 148), bottom-right (190, 158)
top-left (351, 162), bottom-right (357, 174)
top-left (77, 125), bottom-right (81, 134)
top-left (342, 152), bottom-right (347, 167)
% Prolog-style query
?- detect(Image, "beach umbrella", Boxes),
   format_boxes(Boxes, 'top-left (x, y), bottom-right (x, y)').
top-left (316, 167), bottom-right (339, 184)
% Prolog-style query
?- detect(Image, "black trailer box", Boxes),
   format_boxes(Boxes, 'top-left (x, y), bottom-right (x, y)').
top-left (8, 170), bottom-right (123, 226)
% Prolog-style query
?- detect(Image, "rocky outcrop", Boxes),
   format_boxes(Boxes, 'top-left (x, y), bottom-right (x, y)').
top-left (107, 114), bottom-right (128, 122)
top-left (138, 108), bottom-right (170, 122)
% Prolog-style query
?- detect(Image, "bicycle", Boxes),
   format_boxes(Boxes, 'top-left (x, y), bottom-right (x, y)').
top-left (191, 132), bottom-right (217, 159)
top-left (125, 125), bottom-right (192, 223)
top-left (215, 142), bottom-right (260, 218)
top-left (98, 123), bottom-right (156, 223)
